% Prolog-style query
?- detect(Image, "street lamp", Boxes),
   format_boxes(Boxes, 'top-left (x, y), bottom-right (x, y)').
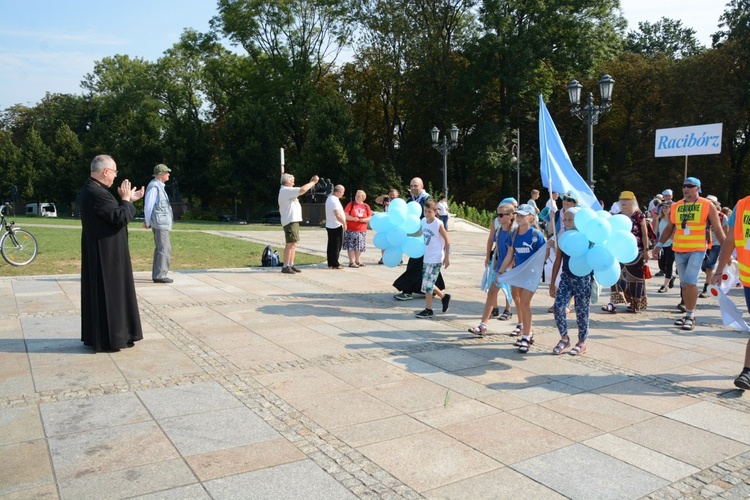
top-left (510, 128), bottom-right (520, 202)
top-left (431, 124), bottom-right (459, 200)
top-left (567, 74), bottom-right (615, 188)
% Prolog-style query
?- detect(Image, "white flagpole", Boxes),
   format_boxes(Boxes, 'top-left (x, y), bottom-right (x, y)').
top-left (280, 148), bottom-right (285, 174)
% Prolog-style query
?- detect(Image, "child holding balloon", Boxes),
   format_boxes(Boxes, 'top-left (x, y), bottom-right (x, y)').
top-left (549, 207), bottom-right (592, 355)
top-left (415, 199), bottom-right (451, 318)
top-left (496, 204), bottom-right (546, 353)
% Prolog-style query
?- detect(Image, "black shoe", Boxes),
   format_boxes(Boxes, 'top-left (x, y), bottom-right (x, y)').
top-left (669, 277), bottom-right (675, 289)
top-left (281, 266), bottom-right (296, 274)
top-left (677, 302), bottom-right (686, 312)
top-left (291, 265), bottom-right (302, 273)
top-left (153, 277), bottom-right (174, 283)
top-left (441, 294), bottom-right (451, 313)
top-left (654, 271), bottom-right (664, 277)
top-left (491, 307), bottom-right (500, 317)
top-left (415, 308), bottom-right (434, 318)
top-left (734, 370), bottom-right (750, 390)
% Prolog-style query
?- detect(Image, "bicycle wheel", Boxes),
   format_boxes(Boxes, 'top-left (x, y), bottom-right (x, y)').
top-left (1, 229), bottom-right (38, 266)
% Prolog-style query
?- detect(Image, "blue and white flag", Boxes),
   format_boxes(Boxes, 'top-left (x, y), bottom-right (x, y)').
top-left (538, 95), bottom-right (602, 211)
top-left (495, 242), bottom-right (548, 292)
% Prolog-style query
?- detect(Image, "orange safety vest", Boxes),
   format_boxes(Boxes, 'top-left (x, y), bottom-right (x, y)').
top-left (670, 197), bottom-right (712, 253)
top-left (734, 196), bottom-right (750, 287)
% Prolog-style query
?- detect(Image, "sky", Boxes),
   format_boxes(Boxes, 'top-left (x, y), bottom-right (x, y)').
top-left (0, 0), bottom-right (730, 110)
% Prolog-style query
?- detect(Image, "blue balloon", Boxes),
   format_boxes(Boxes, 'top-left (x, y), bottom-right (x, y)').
top-left (587, 245), bottom-right (615, 272)
top-left (386, 225), bottom-right (407, 246)
top-left (373, 231), bottom-right (390, 249)
top-left (406, 201), bottom-right (423, 217)
top-left (574, 207), bottom-right (597, 233)
top-left (402, 214), bottom-right (421, 234)
top-left (389, 209), bottom-right (405, 227)
top-left (609, 214), bottom-right (632, 233)
top-left (594, 260), bottom-right (622, 287)
top-left (569, 252), bottom-right (593, 277)
top-left (608, 230), bottom-right (639, 263)
top-left (596, 210), bottom-right (612, 219)
top-left (402, 236), bottom-right (425, 258)
top-left (584, 217), bottom-right (612, 245)
top-left (561, 230), bottom-right (589, 257)
top-left (383, 246), bottom-right (403, 267)
top-left (370, 213), bottom-right (393, 233)
top-left (389, 198), bottom-right (407, 214)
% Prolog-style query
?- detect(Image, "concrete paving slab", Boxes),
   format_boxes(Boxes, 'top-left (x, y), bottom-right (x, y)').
top-left (202, 459), bottom-right (356, 500)
top-left (512, 443), bottom-right (668, 499)
top-left (40, 392), bottom-right (150, 436)
top-left (137, 382), bottom-right (243, 419)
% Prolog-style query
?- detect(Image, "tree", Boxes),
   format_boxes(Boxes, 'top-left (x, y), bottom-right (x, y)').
top-left (625, 17), bottom-right (704, 59)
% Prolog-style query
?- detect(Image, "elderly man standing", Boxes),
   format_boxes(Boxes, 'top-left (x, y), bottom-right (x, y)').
top-left (652, 176), bottom-right (725, 331)
top-left (80, 154), bottom-right (144, 352)
top-left (393, 177), bottom-right (445, 300)
top-left (279, 172), bottom-right (319, 274)
top-left (144, 164), bottom-right (174, 283)
top-left (325, 184), bottom-right (347, 269)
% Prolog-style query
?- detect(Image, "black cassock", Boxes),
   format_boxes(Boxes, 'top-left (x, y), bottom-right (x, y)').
top-left (80, 178), bottom-right (143, 352)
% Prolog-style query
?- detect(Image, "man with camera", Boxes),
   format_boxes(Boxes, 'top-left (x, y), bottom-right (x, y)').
top-left (278, 172), bottom-right (319, 274)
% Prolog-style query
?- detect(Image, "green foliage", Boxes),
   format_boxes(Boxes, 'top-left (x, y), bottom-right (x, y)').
top-left (450, 200), bottom-right (493, 227)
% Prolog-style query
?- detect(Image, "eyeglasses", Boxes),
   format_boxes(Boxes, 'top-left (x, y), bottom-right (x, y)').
top-left (683, 184), bottom-right (697, 189)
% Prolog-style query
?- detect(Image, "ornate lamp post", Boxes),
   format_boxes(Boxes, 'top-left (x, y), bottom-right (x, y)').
top-left (567, 74), bottom-right (615, 188)
top-left (431, 124), bottom-right (459, 200)
top-left (510, 128), bottom-right (520, 202)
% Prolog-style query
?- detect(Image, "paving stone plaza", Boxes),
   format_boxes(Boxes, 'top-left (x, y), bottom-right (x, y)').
top-left (2, 220), bottom-right (750, 499)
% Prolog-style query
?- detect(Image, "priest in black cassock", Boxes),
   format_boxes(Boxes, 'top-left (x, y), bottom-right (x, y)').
top-left (80, 154), bottom-right (145, 352)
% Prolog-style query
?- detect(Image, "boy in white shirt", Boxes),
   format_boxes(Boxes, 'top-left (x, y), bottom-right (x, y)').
top-left (416, 199), bottom-right (451, 318)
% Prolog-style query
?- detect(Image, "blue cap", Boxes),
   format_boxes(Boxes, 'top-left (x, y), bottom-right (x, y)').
top-left (539, 206), bottom-right (551, 222)
top-left (563, 190), bottom-right (579, 203)
top-left (500, 197), bottom-right (517, 205)
top-left (684, 177), bottom-right (702, 193)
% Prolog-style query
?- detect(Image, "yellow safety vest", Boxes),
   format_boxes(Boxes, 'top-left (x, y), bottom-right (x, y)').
top-left (670, 198), bottom-right (712, 253)
top-left (733, 196), bottom-right (750, 287)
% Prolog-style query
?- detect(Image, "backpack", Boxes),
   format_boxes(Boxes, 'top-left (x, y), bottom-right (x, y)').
top-left (262, 245), bottom-right (280, 267)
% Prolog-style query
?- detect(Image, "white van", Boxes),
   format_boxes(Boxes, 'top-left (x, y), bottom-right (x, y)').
top-left (25, 202), bottom-right (58, 217)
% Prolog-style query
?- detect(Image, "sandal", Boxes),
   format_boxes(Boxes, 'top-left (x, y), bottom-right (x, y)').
top-left (517, 335), bottom-right (533, 353)
top-left (681, 317), bottom-right (696, 331)
top-left (601, 303), bottom-right (616, 313)
top-left (658, 286), bottom-right (667, 293)
top-left (677, 302), bottom-right (686, 312)
top-left (510, 323), bottom-right (523, 337)
top-left (547, 306), bottom-right (554, 313)
top-left (553, 337), bottom-right (571, 355)
top-left (514, 332), bottom-right (533, 347)
top-left (356, 262), bottom-right (366, 267)
top-left (498, 310), bottom-right (512, 321)
top-left (348, 263), bottom-right (359, 268)
top-left (491, 307), bottom-right (500, 317)
top-left (569, 342), bottom-right (587, 356)
top-left (675, 316), bottom-right (687, 326)
top-left (468, 323), bottom-right (487, 337)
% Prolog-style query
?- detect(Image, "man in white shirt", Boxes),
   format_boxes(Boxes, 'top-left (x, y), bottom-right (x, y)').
top-left (527, 189), bottom-right (540, 214)
top-left (278, 172), bottom-right (319, 274)
top-left (325, 185), bottom-right (347, 269)
top-left (546, 191), bottom-right (559, 215)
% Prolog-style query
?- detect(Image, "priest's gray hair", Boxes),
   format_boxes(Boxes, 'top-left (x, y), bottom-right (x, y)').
top-left (91, 155), bottom-right (115, 173)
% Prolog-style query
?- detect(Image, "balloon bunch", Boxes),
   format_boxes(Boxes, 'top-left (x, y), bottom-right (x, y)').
top-left (370, 199), bottom-right (426, 267)
top-left (557, 208), bottom-right (638, 287)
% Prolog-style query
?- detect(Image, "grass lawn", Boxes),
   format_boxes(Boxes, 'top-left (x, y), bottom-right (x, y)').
top-left (0, 218), bottom-right (324, 277)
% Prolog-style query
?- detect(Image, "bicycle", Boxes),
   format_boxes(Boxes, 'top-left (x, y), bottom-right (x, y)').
top-left (1, 203), bottom-right (38, 266)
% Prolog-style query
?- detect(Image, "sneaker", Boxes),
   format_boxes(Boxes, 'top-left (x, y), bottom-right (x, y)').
top-left (291, 265), bottom-right (302, 273)
top-left (394, 293), bottom-right (413, 301)
top-left (491, 307), bottom-right (500, 317)
top-left (441, 294), bottom-right (451, 313)
top-left (281, 266), bottom-right (296, 274)
top-left (416, 308), bottom-right (434, 318)
top-left (669, 276), bottom-right (676, 289)
top-left (698, 292), bottom-right (708, 298)
top-left (654, 271), bottom-right (664, 277)
top-left (734, 370), bottom-right (750, 390)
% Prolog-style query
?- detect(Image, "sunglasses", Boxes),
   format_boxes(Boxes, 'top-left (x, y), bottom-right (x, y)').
top-left (497, 213), bottom-right (512, 218)
top-left (683, 184), bottom-right (697, 189)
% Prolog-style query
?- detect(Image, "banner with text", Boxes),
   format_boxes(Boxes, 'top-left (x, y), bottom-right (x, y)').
top-left (654, 123), bottom-right (722, 157)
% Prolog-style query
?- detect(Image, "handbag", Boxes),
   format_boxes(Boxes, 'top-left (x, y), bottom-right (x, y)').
top-left (643, 265), bottom-right (652, 279)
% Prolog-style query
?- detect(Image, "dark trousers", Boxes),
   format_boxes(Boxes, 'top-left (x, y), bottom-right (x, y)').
top-left (658, 245), bottom-right (675, 279)
top-left (326, 226), bottom-right (343, 267)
